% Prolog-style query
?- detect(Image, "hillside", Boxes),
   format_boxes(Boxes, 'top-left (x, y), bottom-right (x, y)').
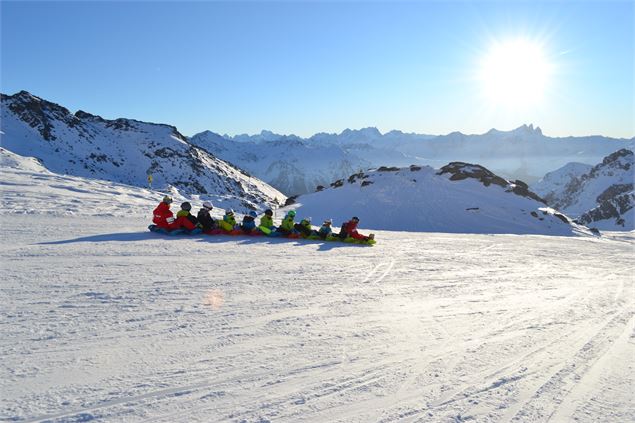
top-left (532, 149), bottom-right (634, 230)
top-left (0, 91), bottom-right (286, 212)
top-left (287, 163), bottom-right (592, 236)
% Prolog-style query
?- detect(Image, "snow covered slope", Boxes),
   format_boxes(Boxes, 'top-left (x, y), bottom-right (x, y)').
top-left (189, 130), bottom-right (370, 196)
top-left (532, 162), bottom-right (594, 200)
top-left (0, 147), bottom-right (264, 217)
top-left (532, 149), bottom-right (634, 230)
top-left (289, 163), bottom-right (590, 236)
top-left (2, 215), bottom-right (633, 423)
top-left (1, 91), bottom-right (286, 212)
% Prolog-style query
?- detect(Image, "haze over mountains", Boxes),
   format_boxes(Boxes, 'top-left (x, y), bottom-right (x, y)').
top-left (191, 123), bottom-right (633, 196)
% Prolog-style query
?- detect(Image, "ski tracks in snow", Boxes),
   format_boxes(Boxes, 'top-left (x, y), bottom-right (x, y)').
top-left (361, 259), bottom-right (396, 285)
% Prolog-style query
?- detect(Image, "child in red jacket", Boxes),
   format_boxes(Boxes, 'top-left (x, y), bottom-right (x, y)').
top-left (152, 196), bottom-right (176, 229)
top-left (173, 202), bottom-right (199, 231)
top-left (338, 216), bottom-right (373, 241)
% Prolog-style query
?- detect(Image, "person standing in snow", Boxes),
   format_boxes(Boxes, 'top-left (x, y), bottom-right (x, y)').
top-left (338, 216), bottom-right (373, 241)
top-left (173, 202), bottom-right (199, 231)
top-left (219, 209), bottom-right (237, 232)
top-left (152, 195), bottom-right (176, 230)
top-left (241, 211), bottom-right (258, 233)
top-left (197, 201), bottom-right (216, 232)
top-left (318, 219), bottom-right (333, 239)
top-left (276, 210), bottom-right (297, 236)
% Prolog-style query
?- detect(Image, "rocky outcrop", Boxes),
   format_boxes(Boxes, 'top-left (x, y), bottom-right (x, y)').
top-left (533, 149), bottom-right (634, 229)
top-left (438, 162), bottom-right (545, 203)
top-left (575, 185), bottom-right (634, 228)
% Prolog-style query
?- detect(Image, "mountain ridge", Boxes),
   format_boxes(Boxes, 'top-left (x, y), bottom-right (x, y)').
top-left (1, 90), bottom-right (286, 212)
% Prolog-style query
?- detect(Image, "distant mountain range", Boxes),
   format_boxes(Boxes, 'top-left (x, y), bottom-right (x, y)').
top-left (532, 149), bottom-right (634, 230)
top-left (0, 91), bottom-right (286, 212)
top-left (190, 125), bottom-right (632, 196)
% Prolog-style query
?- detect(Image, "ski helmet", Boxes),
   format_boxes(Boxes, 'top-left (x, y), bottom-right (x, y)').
top-left (202, 201), bottom-right (213, 210)
top-left (162, 195), bottom-right (173, 204)
top-left (181, 202), bottom-right (192, 211)
top-left (287, 210), bottom-right (296, 217)
top-left (227, 209), bottom-right (234, 216)
top-left (324, 219), bottom-right (332, 225)
top-left (265, 209), bottom-right (273, 216)
top-left (352, 216), bottom-right (359, 222)
top-left (249, 211), bottom-right (258, 217)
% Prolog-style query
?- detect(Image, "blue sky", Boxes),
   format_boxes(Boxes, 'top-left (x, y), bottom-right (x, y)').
top-left (2, 1), bottom-right (633, 138)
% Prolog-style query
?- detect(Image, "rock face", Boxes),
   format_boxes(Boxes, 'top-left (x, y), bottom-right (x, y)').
top-left (438, 162), bottom-right (545, 203)
top-left (532, 149), bottom-right (634, 230)
top-left (1, 91), bottom-right (285, 212)
top-left (576, 184), bottom-right (633, 228)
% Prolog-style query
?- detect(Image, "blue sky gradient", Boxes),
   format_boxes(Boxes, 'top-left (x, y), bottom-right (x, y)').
top-left (2, 1), bottom-right (633, 138)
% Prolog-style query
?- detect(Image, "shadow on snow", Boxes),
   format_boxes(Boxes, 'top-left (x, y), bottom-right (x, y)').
top-left (37, 231), bottom-right (367, 249)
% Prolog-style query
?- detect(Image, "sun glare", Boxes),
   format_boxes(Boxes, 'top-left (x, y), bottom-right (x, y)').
top-left (479, 39), bottom-right (551, 109)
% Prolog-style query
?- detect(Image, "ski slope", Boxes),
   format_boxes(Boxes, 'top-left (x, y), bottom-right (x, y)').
top-left (1, 151), bottom-right (634, 422)
top-left (2, 217), bottom-right (634, 422)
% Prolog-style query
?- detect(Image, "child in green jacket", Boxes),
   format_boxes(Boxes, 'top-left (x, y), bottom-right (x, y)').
top-left (219, 209), bottom-right (237, 231)
top-left (276, 210), bottom-right (296, 235)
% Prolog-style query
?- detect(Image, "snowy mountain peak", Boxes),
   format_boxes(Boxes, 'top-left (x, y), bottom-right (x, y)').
top-left (509, 123), bottom-right (543, 137)
top-left (600, 148), bottom-right (633, 167)
top-left (531, 149), bottom-right (634, 230)
top-left (340, 127), bottom-right (383, 140)
top-left (2, 90), bottom-right (80, 141)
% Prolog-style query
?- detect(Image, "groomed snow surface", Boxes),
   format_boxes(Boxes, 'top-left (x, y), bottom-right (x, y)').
top-left (1, 152), bottom-right (634, 423)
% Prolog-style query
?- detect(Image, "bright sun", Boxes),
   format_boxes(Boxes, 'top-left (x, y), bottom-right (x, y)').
top-left (479, 39), bottom-right (551, 108)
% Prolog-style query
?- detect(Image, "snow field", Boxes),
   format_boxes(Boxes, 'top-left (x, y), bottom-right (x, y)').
top-left (1, 215), bottom-right (633, 422)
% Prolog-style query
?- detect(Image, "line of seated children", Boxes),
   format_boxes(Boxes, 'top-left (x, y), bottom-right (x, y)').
top-left (152, 197), bottom-right (202, 233)
top-left (152, 198), bottom-right (372, 240)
